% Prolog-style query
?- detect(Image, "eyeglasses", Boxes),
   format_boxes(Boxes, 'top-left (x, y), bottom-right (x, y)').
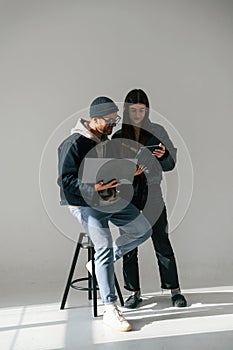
top-left (101, 115), bottom-right (121, 126)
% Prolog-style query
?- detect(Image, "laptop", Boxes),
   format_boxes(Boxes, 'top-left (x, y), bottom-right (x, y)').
top-left (82, 158), bottom-right (137, 184)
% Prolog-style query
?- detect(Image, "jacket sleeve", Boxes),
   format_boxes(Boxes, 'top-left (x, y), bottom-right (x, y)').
top-left (57, 139), bottom-right (96, 202)
top-left (153, 125), bottom-right (177, 172)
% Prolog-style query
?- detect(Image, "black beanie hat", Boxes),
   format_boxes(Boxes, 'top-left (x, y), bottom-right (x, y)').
top-left (89, 96), bottom-right (119, 118)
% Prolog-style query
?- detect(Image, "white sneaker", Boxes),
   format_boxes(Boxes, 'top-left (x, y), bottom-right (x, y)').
top-left (103, 305), bottom-right (132, 332)
top-left (86, 260), bottom-right (93, 275)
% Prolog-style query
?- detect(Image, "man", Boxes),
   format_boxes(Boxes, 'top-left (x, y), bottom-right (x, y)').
top-left (57, 96), bottom-right (152, 332)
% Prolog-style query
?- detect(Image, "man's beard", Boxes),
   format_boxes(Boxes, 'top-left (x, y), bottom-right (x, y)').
top-left (103, 125), bottom-right (113, 135)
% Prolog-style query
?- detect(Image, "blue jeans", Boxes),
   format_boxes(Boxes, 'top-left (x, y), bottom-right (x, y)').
top-left (70, 199), bottom-right (152, 304)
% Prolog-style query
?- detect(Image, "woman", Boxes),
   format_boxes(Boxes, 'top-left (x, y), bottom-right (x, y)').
top-left (112, 89), bottom-right (187, 308)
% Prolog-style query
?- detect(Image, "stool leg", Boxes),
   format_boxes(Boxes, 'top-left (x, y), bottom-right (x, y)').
top-left (91, 248), bottom-right (98, 317)
top-left (115, 274), bottom-right (124, 306)
top-left (60, 233), bottom-right (84, 310)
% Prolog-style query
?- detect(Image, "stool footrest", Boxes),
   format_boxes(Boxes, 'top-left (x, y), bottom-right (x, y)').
top-left (71, 277), bottom-right (99, 291)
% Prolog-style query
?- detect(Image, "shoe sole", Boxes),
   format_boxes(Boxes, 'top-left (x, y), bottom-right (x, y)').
top-left (103, 321), bottom-right (132, 332)
top-left (173, 302), bottom-right (187, 307)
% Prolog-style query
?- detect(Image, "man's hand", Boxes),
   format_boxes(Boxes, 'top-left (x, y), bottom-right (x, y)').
top-left (95, 179), bottom-right (120, 192)
top-left (152, 143), bottom-right (166, 158)
top-left (134, 165), bottom-right (147, 176)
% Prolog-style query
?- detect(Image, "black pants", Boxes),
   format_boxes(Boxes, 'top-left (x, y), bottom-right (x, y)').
top-left (122, 184), bottom-right (180, 291)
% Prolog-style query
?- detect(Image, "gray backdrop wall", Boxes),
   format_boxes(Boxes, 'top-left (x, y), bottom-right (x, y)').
top-left (1, 0), bottom-right (233, 307)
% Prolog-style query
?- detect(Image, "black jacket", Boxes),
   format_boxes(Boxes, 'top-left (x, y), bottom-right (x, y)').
top-left (57, 132), bottom-right (99, 206)
top-left (112, 120), bottom-right (177, 209)
top-left (57, 118), bottom-right (119, 207)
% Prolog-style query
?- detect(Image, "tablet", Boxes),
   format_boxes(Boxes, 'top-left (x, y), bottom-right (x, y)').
top-left (139, 144), bottom-right (162, 152)
top-left (136, 145), bottom-right (158, 166)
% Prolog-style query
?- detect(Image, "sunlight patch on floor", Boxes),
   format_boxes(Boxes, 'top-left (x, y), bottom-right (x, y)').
top-left (0, 303), bottom-right (68, 350)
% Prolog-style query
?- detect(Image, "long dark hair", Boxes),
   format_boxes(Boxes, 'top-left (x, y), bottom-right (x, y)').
top-left (121, 89), bottom-right (151, 145)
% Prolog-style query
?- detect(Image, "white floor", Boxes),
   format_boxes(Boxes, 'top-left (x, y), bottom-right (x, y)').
top-left (1, 287), bottom-right (233, 350)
